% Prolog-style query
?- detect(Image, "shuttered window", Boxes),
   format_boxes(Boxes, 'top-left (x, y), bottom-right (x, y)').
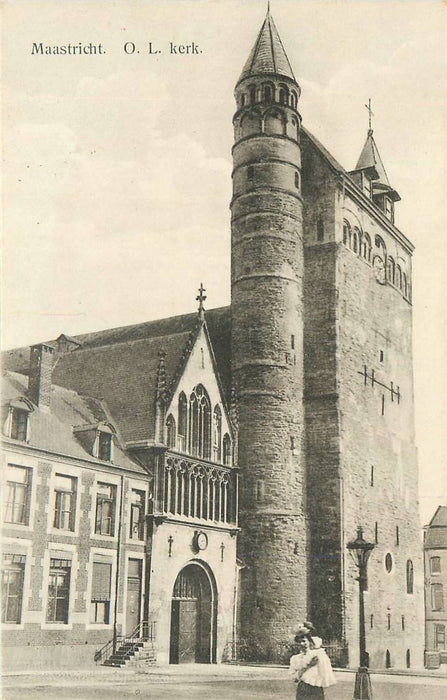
top-left (90, 559), bottom-right (112, 624)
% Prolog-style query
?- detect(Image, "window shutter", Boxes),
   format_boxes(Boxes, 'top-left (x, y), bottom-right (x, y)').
top-left (92, 562), bottom-right (112, 601)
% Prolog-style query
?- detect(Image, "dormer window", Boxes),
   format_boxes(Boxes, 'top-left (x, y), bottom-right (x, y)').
top-left (385, 197), bottom-right (394, 222)
top-left (5, 400), bottom-right (33, 442)
top-left (98, 431), bottom-right (113, 462)
top-left (10, 409), bottom-right (28, 441)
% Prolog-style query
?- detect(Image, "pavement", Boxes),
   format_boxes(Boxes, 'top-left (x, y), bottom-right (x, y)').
top-left (2, 662), bottom-right (447, 700)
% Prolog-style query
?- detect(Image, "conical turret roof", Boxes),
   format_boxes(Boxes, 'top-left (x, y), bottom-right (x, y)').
top-left (238, 7), bottom-right (295, 84)
top-left (356, 129), bottom-right (391, 189)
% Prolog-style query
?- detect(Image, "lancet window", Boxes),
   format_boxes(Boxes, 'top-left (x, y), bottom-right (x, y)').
top-left (178, 392), bottom-right (187, 451)
top-left (188, 384), bottom-right (211, 459)
top-left (213, 405), bottom-right (222, 462)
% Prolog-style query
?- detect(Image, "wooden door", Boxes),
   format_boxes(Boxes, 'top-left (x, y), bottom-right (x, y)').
top-left (178, 599), bottom-right (199, 663)
top-left (126, 559), bottom-right (142, 634)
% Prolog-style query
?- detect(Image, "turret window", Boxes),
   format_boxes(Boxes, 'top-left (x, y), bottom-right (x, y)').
top-left (249, 85), bottom-right (256, 104)
top-left (295, 171), bottom-right (300, 189)
top-left (290, 91), bottom-right (298, 109)
top-left (263, 85), bottom-right (273, 102)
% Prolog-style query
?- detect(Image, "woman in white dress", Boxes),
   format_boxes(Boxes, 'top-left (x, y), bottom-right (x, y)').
top-left (289, 627), bottom-right (336, 699)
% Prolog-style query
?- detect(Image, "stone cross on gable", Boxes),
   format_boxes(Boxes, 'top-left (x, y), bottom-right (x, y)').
top-left (364, 98), bottom-right (374, 132)
top-left (196, 283), bottom-right (207, 318)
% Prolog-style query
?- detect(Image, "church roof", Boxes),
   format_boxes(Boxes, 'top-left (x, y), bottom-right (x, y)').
top-left (424, 506), bottom-right (447, 550)
top-left (238, 7), bottom-right (295, 84)
top-left (2, 307), bottom-right (232, 446)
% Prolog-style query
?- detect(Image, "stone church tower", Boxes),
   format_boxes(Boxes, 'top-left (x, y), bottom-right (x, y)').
top-left (231, 9), bottom-right (307, 657)
top-left (232, 8), bottom-right (424, 667)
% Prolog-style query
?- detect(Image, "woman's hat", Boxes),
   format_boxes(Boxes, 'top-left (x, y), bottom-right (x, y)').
top-left (294, 626), bottom-right (311, 642)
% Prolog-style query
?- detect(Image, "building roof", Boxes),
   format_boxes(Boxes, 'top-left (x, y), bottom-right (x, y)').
top-left (355, 129), bottom-right (400, 202)
top-left (424, 506), bottom-right (447, 550)
top-left (238, 8), bottom-right (296, 84)
top-left (2, 371), bottom-right (145, 474)
top-left (2, 307), bottom-right (232, 447)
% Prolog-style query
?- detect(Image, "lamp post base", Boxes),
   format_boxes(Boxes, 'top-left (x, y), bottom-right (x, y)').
top-left (353, 666), bottom-right (373, 700)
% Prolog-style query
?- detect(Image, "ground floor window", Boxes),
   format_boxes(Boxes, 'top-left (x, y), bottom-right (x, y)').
top-left (435, 624), bottom-right (445, 651)
top-left (2, 554), bottom-right (25, 623)
top-left (47, 559), bottom-right (71, 623)
top-left (90, 559), bottom-right (112, 624)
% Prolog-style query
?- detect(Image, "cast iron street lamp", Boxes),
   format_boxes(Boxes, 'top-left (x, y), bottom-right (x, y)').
top-left (347, 526), bottom-right (375, 700)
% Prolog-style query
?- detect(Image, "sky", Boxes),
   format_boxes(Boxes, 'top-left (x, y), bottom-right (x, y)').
top-left (2, 0), bottom-right (447, 525)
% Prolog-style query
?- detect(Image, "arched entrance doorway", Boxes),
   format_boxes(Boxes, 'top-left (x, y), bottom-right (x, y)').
top-left (169, 562), bottom-right (217, 664)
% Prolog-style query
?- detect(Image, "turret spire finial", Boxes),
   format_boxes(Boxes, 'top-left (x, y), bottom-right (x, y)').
top-left (196, 283), bottom-right (207, 319)
top-left (364, 98), bottom-right (374, 134)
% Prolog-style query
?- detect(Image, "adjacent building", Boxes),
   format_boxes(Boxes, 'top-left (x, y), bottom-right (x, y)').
top-left (424, 507), bottom-right (447, 656)
top-left (2, 7), bottom-right (425, 670)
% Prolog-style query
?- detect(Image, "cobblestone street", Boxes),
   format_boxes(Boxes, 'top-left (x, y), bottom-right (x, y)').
top-left (3, 666), bottom-right (447, 700)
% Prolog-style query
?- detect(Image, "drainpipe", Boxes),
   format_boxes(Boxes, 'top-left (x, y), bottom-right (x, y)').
top-left (113, 475), bottom-right (125, 654)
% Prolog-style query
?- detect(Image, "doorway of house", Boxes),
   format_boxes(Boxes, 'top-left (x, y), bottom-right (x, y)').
top-left (169, 562), bottom-right (216, 663)
top-left (126, 558), bottom-right (142, 634)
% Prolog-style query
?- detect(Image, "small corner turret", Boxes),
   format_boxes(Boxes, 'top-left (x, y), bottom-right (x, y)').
top-left (349, 100), bottom-right (400, 224)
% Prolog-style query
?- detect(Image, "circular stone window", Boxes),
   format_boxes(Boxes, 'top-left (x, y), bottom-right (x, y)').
top-left (385, 553), bottom-right (393, 573)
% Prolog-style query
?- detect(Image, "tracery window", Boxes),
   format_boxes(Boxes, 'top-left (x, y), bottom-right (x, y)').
top-left (188, 385), bottom-right (211, 459)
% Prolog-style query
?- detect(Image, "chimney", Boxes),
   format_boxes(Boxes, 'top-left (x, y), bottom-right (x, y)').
top-left (28, 343), bottom-right (55, 409)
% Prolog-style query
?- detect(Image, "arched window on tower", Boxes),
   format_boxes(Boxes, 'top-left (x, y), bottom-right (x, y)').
top-left (213, 405), bottom-right (222, 462)
top-left (263, 83), bottom-right (273, 103)
top-left (406, 559), bottom-right (414, 594)
top-left (387, 256), bottom-right (395, 284)
top-left (361, 232), bottom-right (372, 261)
top-left (402, 272), bottom-right (408, 298)
top-left (240, 93), bottom-right (246, 107)
top-left (178, 392), bottom-right (187, 452)
top-left (290, 91), bottom-right (298, 109)
top-left (188, 385), bottom-right (211, 459)
top-left (295, 171), bottom-right (300, 190)
top-left (352, 227), bottom-right (360, 254)
top-left (223, 434), bottom-right (232, 466)
top-left (166, 414), bottom-right (176, 449)
top-left (279, 85), bottom-right (289, 105)
top-left (343, 221), bottom-right (351, 247)
top-left (249, 85), bottom-right (256, 104)
top-left (396, 264), bottom-right (403, 290)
